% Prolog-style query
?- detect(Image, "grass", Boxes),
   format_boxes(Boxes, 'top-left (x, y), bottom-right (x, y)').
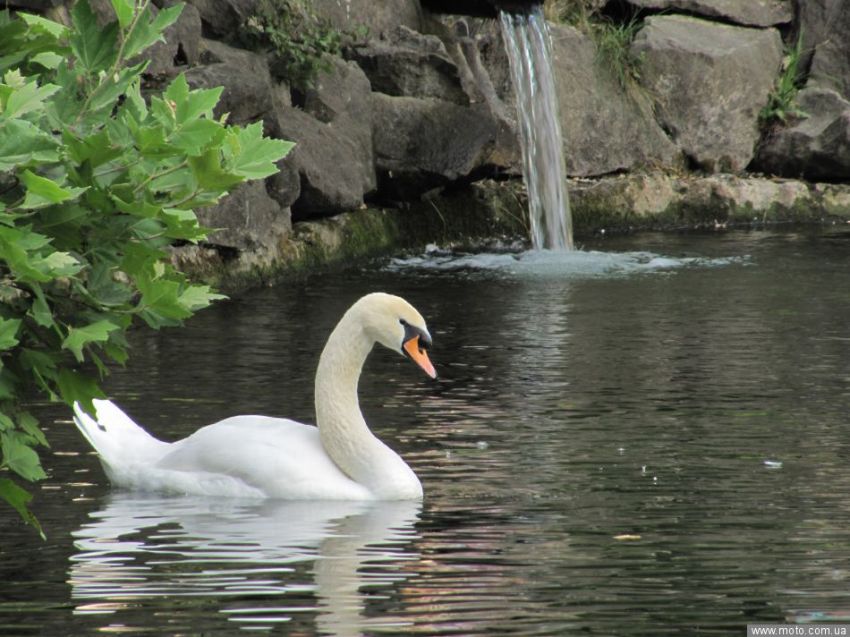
top-left (543, 0), bottom-right (644, 90)
top-left (760, 31), bottom-right (807, 126)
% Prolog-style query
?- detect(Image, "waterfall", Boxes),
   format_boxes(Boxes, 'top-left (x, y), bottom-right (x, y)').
top-left (500, 5), bottom-right (574, 250)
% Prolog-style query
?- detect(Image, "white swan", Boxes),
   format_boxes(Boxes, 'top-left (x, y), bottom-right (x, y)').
top-left (73, 292), bottom-right (437, 500)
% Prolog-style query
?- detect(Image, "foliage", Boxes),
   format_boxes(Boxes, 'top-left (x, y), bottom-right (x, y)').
top-left (544, 1), bottom-right (643, 90)
top-left (760, 32), bottom-right (807, 125)
top-left (591, 15), bottom-right (644, 89)
top-left (0, 0), bottom-right (292, 535)
top-left (239, 0), bottom-right (341, 90)
top-left (543, 0), bottom-right (599, 30)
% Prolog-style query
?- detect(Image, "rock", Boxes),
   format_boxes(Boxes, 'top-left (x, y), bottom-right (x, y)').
top-left (301, 56), bottom-right (374, 132)
top-left (550, 24), bottom-right (680, 176)
top-left (196, 180), bottom-right (290, 252)
top-left (568, 172), bottom-right (832, 232)
top-left (271, 57), bottom-right (375, 219)
top-left (754, 88), bottom-right (850, 181)
top-left (625, 0), bottom-right (792, 27)
top-left (185, 39), bottom-right (275, 125)
top-left (370, 93), bottom-right (501, 198)
top-left (143, 1), bottom-right (203, 77)
top-left (348, 26), bottom-right (469, 104)
top-left (275, 106), bottom-right (376, 219)
top-left (798, 0), bottom-right (850, 100)
top-left (311, 0), bottom-right (422, 37)
top-left (183, 0), bottom-right (257, 38)
top-left (474, 20), bottom-right (678, 177)
top-left (631, 15), bottom-right (783, 172)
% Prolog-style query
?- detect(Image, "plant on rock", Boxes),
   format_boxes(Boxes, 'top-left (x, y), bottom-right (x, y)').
top-left (239, 0), bottom-right (341, 90)
top-left (760, 32), bottom-right (807, 125)
top-left (0, 0), bottom-right (292, 535)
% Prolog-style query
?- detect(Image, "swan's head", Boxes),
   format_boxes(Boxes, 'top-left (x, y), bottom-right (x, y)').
top-left (354, 293), bottom-right (437, 379)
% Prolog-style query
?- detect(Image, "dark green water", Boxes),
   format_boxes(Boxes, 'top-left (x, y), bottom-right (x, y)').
top-left (2, 230), bottom-right (850, 636)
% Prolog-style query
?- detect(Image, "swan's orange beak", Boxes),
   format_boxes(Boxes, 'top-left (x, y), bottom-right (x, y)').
top-left (404, 335), bottom-right (437, 379)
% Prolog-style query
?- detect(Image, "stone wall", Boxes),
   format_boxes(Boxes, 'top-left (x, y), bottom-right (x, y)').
top-left (11, 0), bottom-right (850, 287)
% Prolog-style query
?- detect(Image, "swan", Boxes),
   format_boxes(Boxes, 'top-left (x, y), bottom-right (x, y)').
top-left (73, 292), bottom-right (437, 500)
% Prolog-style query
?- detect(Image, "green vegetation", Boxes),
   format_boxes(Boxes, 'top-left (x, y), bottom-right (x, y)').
top-left (239, 0), bottom-right (341, 90)
top-left (0, 0), bottom-right (291, 534)
top-left (760, 32), bottom-right (807, 125)
top-left (543, 0), bottom-right (599, 30)
top-left (544, 1), bottom-right (644, 89)
top-left (591, 15), bottom-right (644, 89)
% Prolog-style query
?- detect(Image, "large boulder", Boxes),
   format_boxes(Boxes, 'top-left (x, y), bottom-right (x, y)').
top-left (274, 107), bottom-right (376, 219)
top-left (196, 180), bottom-right (290, 252)
top-left (183, 0), bottom-right (256, 38)
top-left (754, 88), bottom-right (850, 181)
top-left (312, 0), bottom-right (422, 37)
top-left (185, 39), bottom-right (275, 125)
top-left (625, 0), bottom-right (792, 27)
top-left (631, 15), bottom-right (783, 172)
top-left (348, 26), bottom-right (469, 105)
top-left (798, 0), bottom-right (850, 100)
top-left (371, 93), bottom-right (501, 198)
top-left (473, 20), bottom-right (678, 176)
top-left (550, 24), bottom-right (679, 176)
top-left (272, 57), bottom-right (376, 219)
top-left (143, 1), bottom-right (203, 77)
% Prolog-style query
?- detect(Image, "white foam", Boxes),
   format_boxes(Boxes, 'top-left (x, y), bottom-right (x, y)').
top-left (386, 247), bottom-right (748, 278)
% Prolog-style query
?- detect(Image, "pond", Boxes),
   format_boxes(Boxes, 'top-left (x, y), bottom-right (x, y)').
top-left (2, 229), bottom-right (850, 636)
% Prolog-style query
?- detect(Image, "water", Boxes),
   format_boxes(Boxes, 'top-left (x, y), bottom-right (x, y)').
top-left (3, 230), bottom-right (850, 635)
top-left (500, 5), bottom-right (574, 250)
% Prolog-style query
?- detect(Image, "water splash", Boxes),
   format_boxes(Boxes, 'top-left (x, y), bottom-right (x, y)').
top-left (386, 244), bottom-right (750, 278)
top-left (500, 5), bottom-right (573, 251)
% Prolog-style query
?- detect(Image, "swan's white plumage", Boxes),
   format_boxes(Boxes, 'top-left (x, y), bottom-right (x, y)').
top-left (72, 293), bottom-right (432, 500)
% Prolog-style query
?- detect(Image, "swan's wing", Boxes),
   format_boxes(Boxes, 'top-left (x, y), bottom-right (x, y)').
top-left (156, 416), bottom-right (372, 500)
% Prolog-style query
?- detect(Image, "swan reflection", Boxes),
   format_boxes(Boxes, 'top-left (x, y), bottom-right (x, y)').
top-left (69, 494), bottom-right (421, 633)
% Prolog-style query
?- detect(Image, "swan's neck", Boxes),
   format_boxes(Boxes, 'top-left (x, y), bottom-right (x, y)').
top-left (314, 312), bottom-right (421, 499)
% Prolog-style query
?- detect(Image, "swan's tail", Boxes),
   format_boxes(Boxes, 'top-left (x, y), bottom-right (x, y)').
top-left (73, 399), bottom-right (170, 482)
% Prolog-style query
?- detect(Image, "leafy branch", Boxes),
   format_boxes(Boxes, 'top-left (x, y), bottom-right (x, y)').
top-left (0, 0), bottom-right (293, 535)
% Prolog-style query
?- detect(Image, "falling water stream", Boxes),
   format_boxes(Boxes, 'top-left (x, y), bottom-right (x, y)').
top-left (500, 5), bottom-right (574, 250)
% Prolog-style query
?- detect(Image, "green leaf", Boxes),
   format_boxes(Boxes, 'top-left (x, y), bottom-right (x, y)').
top-left (1, 431), bottom-right (47, 481)
top-left (31, 52), bottom-right (64, 70)
top-left (110, 0), bottom-right (134, 29)
top-left (56, 368), bottom-right (105, 414)
top-left (18, 412), bottom-right (48, 448)
top-left (62, 319), bottom-right (120, 362)
top-left (86, 62), bottom-right (147, 116)
top-left (0, 119), bottom-right (60, 171)
top-left (20, 170), bottom-right (88, 209)
top-left (0, 318), bottom-right (22, 351)
top-left (188, 148), bottom-right (243, 191)
top-left (137, 275), bottom-right (192, 323)
top-left (171, 118), bottom-right (226, 155)
top-left (226, 122), bottom-right (293, 180)
top-left (69, 0), bottom-right (119, 73)
top-left (121, 3), bottom-right (182, 61)
top-left (3, 79), bottom-right (59, 119)
top-left (0, 478), bottom-right (44, 539)
top-left (19, 12), bottom-right (68, 39)
top-left (178, 284), bottom-right (226, 312)
top-left (165, 74), bottom-right (222, 124)
top-left (86, 263), bottom-right (133, 307)
top-left (35, 251), bottom-right (83, 277)
top-left (28, 283), bottom-right (54, 328)
top-left (18, 349), bottom-right (58, 397)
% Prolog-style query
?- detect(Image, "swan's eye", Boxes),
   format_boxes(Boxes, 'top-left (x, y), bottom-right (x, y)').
top-left (399, 318), bottom-right (408, 326)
